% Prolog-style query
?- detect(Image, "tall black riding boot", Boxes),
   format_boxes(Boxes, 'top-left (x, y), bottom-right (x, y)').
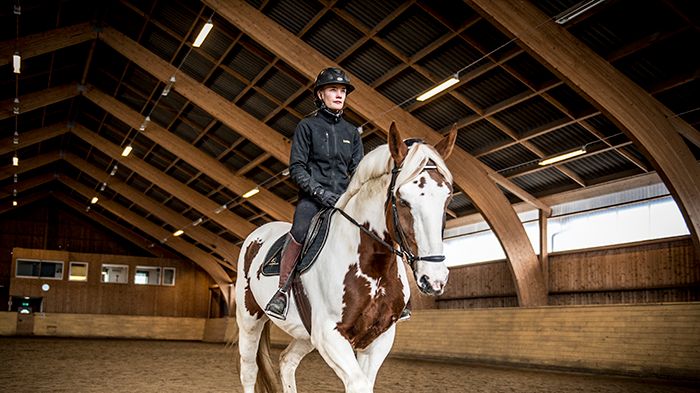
top-left (265, 234), bottom-right (303, 320)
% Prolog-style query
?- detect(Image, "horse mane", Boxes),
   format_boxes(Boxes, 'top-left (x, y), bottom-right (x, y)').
top-left (337, 141), bottom-right (453, 209)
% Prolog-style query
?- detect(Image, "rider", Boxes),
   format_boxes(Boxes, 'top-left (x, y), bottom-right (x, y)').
top-left (265, 67), bottom-right (364, 320)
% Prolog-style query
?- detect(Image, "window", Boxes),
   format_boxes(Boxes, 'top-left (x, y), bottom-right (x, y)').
top-left (69, 262), bottom-right (88, 282)
top-left (101, 264), bottom-right (128, 284)
top-left (162, 267), bottom-right (176, 286)
top-left (444, 187), bottom-right (689, 267)
top-left (135, 266), bottom-right (160, 285)
top-left (16, 259), bottom-right (63, 279)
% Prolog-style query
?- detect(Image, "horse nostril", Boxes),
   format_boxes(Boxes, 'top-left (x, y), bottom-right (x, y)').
top-left (419, 275), bottom-right (430, 288)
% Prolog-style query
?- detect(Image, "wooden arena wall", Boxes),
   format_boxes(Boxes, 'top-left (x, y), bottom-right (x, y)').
top-left (9, 248), bottom-right (212, 317)
top-left (438, 236), bottom-right (699, 308)
top-left (268, 303), bottom-right (700, 379)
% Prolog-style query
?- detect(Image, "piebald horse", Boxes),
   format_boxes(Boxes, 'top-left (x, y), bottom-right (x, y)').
top-left (236, 122), bottom-right (456, 393)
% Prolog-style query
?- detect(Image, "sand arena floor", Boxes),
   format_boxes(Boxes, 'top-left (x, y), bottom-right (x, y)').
top-left (1, 337), bottom-right (698, 392)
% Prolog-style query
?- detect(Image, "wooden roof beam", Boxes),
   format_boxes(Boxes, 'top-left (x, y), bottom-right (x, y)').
top-left (82, 86), bottom-right (294, 222)
top-left (467, 0), bottom-right (700, 253)
top-left (0, 123), bottom-right (68, 156)
top-left (52, 191), bottom-right (178, 259)
top-left (0, 22), bottom-right (96, 67)
top-left (0, 152), bottom-right (61, 180)
top-left (98, 26), bottom-right (292, 164)
top-left (69, 124), bottom-right (257, 241)
top-left (207, 0), bottom-right (548, 306)
top-left (58, 175), bottom-right (233, 300)
top-left (63, 153), bottom-right (241, 265)
top-left (0, 84), bottom-right (78, 120)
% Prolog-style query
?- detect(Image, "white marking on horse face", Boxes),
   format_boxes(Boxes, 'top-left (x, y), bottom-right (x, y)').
top-left (398, 171), bottom-right (451, 294)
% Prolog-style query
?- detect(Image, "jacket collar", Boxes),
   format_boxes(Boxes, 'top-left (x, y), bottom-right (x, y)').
top-left (318, 107), bottom-right (342, 124)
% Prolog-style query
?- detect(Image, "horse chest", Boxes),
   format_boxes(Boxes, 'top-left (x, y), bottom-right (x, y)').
top-left (335, 263), bottom-right (405, 350)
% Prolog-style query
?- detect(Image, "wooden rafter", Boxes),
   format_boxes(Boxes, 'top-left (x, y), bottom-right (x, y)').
top-left (0, 84), bottom-right (78, 120)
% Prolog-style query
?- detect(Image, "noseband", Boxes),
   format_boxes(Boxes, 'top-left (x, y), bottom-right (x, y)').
top-left (334, 152), bottom-right (446, 270)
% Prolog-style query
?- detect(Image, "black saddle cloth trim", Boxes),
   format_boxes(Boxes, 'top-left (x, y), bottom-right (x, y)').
top-left (261, 207), bottom-right (335, 276)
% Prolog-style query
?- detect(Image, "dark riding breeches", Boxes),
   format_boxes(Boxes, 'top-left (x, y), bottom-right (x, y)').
top-left (290, 196), bottom-right (322, 243)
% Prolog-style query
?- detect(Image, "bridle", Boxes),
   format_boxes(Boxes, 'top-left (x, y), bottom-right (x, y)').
top-left (334, 147), bottom-right (447, 270)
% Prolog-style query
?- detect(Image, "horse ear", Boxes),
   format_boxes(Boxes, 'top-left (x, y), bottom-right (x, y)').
top-left (388, 122), bottom-right (408, 165)
top-left (434, 124), bottom-right (457, 160)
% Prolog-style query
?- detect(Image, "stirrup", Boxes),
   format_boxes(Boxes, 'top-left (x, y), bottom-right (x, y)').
top-left (398, 307), bottom-right (411, 322)
top-left (265, 289), bottom-right (289, 320)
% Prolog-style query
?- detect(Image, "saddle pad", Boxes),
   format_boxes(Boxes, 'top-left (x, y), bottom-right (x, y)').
top-left (261, 207), bottom-right (336, 276)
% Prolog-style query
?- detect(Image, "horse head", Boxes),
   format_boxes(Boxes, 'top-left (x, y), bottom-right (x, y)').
top-left (386, 122), bottom-right (456, 296)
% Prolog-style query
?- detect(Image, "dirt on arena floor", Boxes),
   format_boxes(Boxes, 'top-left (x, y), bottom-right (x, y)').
top-left (1, 337), bottom-right (698, 393)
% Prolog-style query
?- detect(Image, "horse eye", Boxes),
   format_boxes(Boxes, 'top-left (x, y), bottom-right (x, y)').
top-left (398, 199), bottom-right (408, 207)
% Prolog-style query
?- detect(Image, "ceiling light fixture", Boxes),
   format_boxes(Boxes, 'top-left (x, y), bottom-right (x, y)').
top-left (242, 187), bottom-right (260, 199)
top-left (555, 0), bottom-right (606, 25)
top-left (193, 19), bottom-right (213, 47)
top-left (121, 145), bottom-right (133, 157)
top-left (12, 154), bottom-right (19, 166)
top-left (538, 147), bottom-right (587, 166)
top-left (90, 196), bottom-right (99, 204)
top-left (12, 52), bottom-right (21, 74)
top-left (173, 229), bottom-right (184, 237)
top-left (416, 74), bottom-right (460, 102)
top-left (13, 200), bottom-right (18, 207)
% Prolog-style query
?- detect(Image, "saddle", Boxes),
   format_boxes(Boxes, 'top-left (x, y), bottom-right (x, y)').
top-left (261, 207), bottom-right (336, 277)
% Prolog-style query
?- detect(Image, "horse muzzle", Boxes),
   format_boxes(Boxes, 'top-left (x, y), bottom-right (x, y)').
top-left (418, 274), bottom-right (446, 296)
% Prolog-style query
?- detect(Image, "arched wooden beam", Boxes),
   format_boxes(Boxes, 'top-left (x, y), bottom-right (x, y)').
top-left (466, 0), bottom-right (700, 254)
top-left (58, 176), bottom-right (233, 303)
top-left (0, 22), bottom-right (95, 67)
top-left (205, 0), bottom-right (548, 306)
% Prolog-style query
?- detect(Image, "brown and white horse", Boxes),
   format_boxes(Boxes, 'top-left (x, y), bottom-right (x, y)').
top-left (235, 122), bottom-right (456, 393)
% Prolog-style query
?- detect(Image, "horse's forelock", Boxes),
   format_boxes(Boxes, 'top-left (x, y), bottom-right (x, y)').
top-left (394, 143), bottom-right (452, 192)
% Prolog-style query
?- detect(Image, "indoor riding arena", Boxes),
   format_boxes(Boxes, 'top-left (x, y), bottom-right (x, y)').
top-left (1, 1), bottom-right (699, 392)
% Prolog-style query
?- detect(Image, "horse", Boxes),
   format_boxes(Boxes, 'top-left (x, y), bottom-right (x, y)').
top-left (235, 122), bottom-right (457, 393)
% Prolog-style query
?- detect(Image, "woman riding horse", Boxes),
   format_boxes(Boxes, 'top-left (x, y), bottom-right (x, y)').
top-left (266, 67), bottom-right (407, 321)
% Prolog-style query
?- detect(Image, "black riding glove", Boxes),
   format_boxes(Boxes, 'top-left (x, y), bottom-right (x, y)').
top-left (313, 188), bottom-right (340, 208)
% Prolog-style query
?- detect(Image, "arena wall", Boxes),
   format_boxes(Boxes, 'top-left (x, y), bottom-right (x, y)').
top-left (9, 248), bottom-right (212, 317)
top-left (269, 303), bottom-right (700, 379)
top-left (439, 236), bottom-right (699, 308)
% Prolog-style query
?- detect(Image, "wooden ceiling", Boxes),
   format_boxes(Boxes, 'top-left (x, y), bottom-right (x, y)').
top-left (1, 0), bottom-right (699, 285)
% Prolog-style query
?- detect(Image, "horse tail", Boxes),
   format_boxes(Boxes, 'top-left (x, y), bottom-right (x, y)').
top-left (255, 320), bottom-right (280, 393)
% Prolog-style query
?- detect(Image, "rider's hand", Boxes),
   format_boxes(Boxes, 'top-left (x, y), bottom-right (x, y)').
top-left (314, 188), bottom-right (340, 207)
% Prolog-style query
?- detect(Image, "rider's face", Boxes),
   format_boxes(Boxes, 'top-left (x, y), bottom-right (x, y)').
top-left (318, 84), bottom-right (347, 111)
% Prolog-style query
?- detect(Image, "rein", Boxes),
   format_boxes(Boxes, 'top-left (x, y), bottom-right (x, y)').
top-left (334, 159), bottom-right (446, 270)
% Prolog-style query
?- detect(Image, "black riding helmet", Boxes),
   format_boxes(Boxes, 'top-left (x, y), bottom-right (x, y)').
top-left (313, 67), bottom-right (354, 109)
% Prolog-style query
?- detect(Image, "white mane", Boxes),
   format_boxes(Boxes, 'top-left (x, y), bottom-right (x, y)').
top-left (337, 141), bottom-right (453, 209)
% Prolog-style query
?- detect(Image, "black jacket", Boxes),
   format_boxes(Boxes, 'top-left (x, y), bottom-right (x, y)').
top-left (289, 109), bottom-right (364, 199)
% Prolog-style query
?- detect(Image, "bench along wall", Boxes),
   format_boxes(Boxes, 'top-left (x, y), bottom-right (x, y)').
top-left (10, 248), bottom-right (211, 317)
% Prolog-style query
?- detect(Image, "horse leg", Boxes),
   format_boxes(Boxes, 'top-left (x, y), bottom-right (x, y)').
top-left (237, 311), bottom-right (267, 393)
top-left (279, 338), bottom-right (314, 393)
top-left (356, 325), bottom-right (396, 389)
top-left (313, 324), bottom-right (372, 393)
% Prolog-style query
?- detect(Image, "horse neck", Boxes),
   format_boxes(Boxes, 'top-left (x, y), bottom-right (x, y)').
top-left (341, 172), bottom-right (392, 236)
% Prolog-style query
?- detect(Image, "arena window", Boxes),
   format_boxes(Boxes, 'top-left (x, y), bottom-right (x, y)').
top-left (68, 262), bottom-right (88, 282)
top-left (162, 267), bottom-right (176, 286)
top-left (135, 266), bottom-right (161, 285)
top-left (15, 259), bottom-right (63, 279)
top-left (444, 184), bottom-right (690, 267)
top-left (101, 264), bottom-right (129, 284)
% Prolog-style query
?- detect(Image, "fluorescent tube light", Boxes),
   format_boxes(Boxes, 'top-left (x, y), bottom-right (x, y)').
top-left (13, 52), bottom-right (21, 73)
top-left (555, 0), bottom-right (606, 25)
top-left (13, 200), bottom-right (18, 207)
top-left (242, 187), bottom-right (260, 199)
top-left (193, 20), bottom-right (213, 47)
top-left (538, 147), bottom-right (586, 166)
top-left (90, 196), bottom-right (99, 204)
top-left (12, 155), bottom-right (19, 166)
top-left (173, 229), bottom-right (184, 237)
top-left (416, 75), bottom-right (459, 102)
top-left (121, 145), bottom-right (133, 157)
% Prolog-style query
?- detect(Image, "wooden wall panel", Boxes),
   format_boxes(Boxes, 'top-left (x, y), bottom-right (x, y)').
top-left (0, 311), bottom-right (17, 335)
top-left (439, 237), bottom-right (698, 308)
top-left (9, 248), bottom-right (211, 317)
